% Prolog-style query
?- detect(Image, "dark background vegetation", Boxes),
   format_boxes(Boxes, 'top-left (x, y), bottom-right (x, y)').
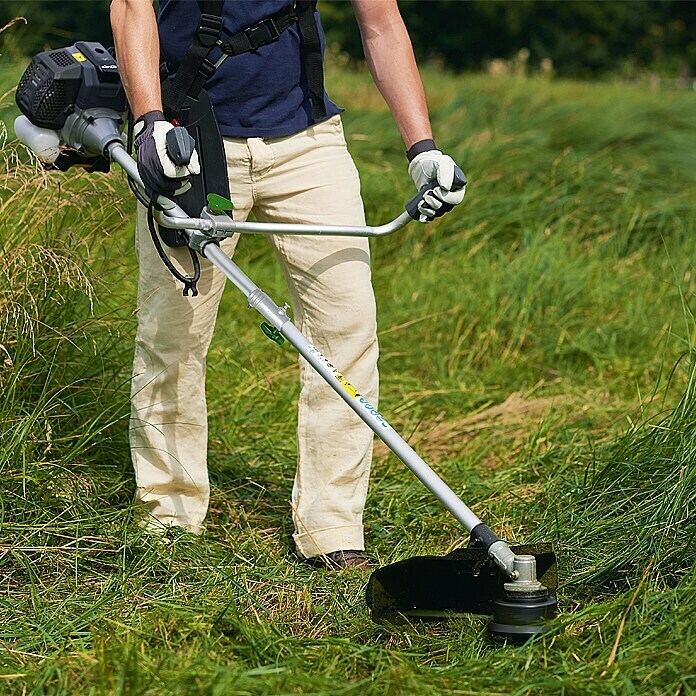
top-left (1, 0), bottom-right (695, 79)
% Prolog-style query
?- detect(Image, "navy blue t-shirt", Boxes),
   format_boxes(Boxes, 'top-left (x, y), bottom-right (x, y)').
top-left (158, 1), bottom-right (342, 138)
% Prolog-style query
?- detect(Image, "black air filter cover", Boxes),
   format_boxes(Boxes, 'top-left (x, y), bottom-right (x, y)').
top-left (16, 42), bottom-right (125, 130)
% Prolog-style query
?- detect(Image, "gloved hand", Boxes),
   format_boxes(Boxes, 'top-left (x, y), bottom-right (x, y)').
top-left (407, 140), bottom-right (467, 223)
top-left (133, 110), bottom-right (200, 198)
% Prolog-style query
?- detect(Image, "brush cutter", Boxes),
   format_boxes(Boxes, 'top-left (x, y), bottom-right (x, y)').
top-left (14, 43), bottom-right (558, 641)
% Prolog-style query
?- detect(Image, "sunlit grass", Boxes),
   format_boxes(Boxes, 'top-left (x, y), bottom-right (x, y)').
top-left (0, 65), bottom-right (694, 694)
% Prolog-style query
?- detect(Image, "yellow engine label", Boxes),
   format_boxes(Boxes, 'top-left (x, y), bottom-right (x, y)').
top-left (71, 52), bottom-right (87, 62)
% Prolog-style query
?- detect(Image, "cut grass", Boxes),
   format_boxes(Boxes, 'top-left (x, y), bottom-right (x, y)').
top-left (0, 64), bottom-right (694, 694)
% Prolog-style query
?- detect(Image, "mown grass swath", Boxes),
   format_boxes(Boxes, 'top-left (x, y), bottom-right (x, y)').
top-left (0, 65), bottom-right (694, 694)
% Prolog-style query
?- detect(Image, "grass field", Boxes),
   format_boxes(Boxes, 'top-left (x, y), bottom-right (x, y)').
top-left (1, 60), bottom-right (694, 695)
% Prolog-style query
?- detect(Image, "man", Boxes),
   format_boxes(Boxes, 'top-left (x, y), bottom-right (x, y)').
top-left (110, 0), bottom-right (465, 568)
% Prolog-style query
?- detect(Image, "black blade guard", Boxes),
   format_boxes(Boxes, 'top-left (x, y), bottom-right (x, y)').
top-left (366, 543), bottom-right (557, 622)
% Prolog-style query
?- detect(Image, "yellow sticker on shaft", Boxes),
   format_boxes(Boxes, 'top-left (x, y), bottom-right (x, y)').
top-left (71, 52), bottom-right (86, 62)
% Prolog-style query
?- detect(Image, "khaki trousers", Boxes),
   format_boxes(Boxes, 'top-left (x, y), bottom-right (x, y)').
top-left (129, 115), bottom-right (379, 557)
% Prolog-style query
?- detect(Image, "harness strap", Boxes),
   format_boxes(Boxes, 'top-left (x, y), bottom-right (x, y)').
top-left (163, 0), bottom-right (224, 121)
top-left (219, 4), bottom-right (298, 56)
top-left (161, 1), bottom-right (327, 123)
top-left (295, 1), bottom-right (327, 120)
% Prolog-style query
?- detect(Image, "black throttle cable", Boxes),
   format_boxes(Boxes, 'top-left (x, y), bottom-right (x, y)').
top-left (147, 195), bottom-right (200, 297)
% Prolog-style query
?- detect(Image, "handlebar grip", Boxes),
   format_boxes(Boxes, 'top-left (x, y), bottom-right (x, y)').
top-left (405, 167), bottom-right (468, 220)
top-left (452, 166), bottom-right (467, 191)
top-left (405, 184), bottom-right (432, 221)
top-left (165, 126), bottom-right (196, 166)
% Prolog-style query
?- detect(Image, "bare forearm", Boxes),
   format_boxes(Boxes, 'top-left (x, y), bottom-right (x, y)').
top-left (110, 0), bottom-right (161, 119)
top-left (352, 0), bottom-right (432, 149)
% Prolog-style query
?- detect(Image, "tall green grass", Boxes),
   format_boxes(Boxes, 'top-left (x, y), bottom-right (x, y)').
top-left (0, 122), bottom-right (134, 579)
top-left (0, 65), bottom-right (694, 694)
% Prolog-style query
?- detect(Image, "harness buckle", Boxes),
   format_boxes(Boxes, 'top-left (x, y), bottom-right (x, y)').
top-left (198, 13), bottom-right (222, 47)
top-left (198, 59), bottom-right (216, 80)
top-left (245, 18), bottom-right (281, 49)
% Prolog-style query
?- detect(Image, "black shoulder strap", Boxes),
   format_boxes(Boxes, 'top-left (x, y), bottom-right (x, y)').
top-left (162, 0), bottom-right (224, 121)
top-left (295, 0), bottom-right (327, 120)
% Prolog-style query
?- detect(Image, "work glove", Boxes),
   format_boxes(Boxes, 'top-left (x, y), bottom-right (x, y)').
top-left (407, 139), bottom-right (467, 223)
top-left (133, 110), bottom-right (200, 198)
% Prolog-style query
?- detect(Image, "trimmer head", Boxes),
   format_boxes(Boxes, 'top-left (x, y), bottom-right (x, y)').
top-left (488, 585), bottom-right (558, 640)
top-left (366, 543), bottom-right (557, 641)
